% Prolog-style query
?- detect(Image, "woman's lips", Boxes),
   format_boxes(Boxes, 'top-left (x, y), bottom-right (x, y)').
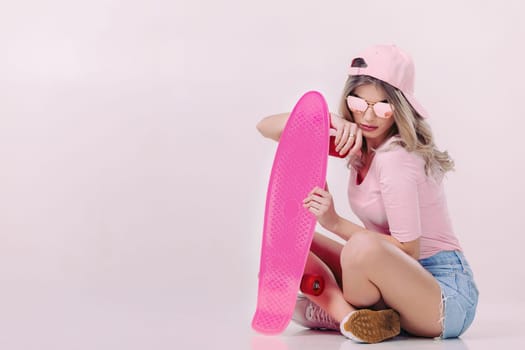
top-left (359, 124), bottom-right (378, 132)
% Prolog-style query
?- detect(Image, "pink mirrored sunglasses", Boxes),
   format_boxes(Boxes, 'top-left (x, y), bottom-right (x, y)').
top-left (346, 95), bottom-right (394, 119)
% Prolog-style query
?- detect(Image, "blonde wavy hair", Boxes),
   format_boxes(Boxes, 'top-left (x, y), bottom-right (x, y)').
top-left (338, 75), bottom-right (455, 176)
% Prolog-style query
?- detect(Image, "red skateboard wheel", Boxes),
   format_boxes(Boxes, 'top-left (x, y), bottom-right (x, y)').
top-left (300, 274), bottom-right (325, 296)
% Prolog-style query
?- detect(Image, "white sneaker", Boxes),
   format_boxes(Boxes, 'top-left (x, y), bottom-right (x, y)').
top-left (292, 294), bottom-right (339, 330)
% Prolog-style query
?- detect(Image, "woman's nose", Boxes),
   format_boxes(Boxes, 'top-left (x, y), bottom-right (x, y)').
top-left (363, 106), bottom-right (376, 121)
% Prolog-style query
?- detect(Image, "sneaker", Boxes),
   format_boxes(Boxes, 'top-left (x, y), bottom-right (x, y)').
top-left (292, 294), bottom-right (339, 330)
top-left (340, 309), bottom-right (400, 343)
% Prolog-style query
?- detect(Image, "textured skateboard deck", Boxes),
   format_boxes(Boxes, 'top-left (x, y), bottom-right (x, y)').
top-left (252, 91), bottom-right (329, 334)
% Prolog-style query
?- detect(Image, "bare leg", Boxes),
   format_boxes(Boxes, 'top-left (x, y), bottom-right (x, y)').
top-left (303, 251), bottom-right (355, 323)
top-left (310, 232), bottom-right (344, 286)
top-left (310, 231), bottom-right (387, 310)
top-left (340, 232), bottom-right (442, 337)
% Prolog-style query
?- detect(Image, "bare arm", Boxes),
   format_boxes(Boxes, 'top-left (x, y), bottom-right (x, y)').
top-left (257, 112), bottom-right (363, 160)
top-left (256, 113), bottom-right (290, 141)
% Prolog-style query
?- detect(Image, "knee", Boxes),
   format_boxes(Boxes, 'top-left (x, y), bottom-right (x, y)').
top-left (340, 232), bottom-right (383, 268)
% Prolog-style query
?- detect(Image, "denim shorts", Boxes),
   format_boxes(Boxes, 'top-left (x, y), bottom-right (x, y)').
top-left (418, 250), bottom-right (479, 338)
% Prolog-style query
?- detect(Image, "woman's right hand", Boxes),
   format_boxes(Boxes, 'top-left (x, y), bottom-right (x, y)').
top-left (330, 113), bottom-right (362, 157)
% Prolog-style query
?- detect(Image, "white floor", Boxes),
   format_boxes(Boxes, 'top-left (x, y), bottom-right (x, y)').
top-left (0, 284), bottom-right (523, 349)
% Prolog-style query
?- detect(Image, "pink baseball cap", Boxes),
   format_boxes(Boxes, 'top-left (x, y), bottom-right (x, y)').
top-left (348, 44), bottom-right (429, 118)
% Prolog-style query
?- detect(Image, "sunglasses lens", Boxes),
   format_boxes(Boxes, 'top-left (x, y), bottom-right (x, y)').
top-left (373, 102), bottom-right (393, 118)
top-left (347, 96), bottom-right (367, 112)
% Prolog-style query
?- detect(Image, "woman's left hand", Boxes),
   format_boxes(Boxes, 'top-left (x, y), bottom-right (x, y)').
top-left (302, 186), bottom-right (340, 231)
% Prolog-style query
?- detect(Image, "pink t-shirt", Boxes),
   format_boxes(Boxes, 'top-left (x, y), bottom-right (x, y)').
top-left (347, 137), bottom-right (462, 259)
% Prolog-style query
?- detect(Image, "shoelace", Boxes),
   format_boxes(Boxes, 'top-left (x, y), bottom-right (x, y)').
top-left (305, 302), bottom-right (337, 327)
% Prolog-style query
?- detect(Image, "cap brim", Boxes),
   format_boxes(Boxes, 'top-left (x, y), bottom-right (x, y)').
top-left (405, 93), bottom-right (429, 119)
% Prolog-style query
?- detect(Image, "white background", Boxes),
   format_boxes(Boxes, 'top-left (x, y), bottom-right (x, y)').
top-left (1, 0), bottom-right (524, 348)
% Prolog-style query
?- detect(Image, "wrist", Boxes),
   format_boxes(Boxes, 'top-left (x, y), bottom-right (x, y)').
top-left (323, 213), bottom-right (341, 233)
top-left (329, 112), bottom-right (342, 128)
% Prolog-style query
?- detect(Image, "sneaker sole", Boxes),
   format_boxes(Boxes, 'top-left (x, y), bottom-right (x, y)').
top-left (342, 309), bottom-right (400, 344)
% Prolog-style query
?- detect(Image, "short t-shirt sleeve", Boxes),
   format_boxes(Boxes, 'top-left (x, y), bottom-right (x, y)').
top-left (374, 147), bottom-right (424, 242)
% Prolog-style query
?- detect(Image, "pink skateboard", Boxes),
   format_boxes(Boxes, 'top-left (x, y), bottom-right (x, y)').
top-left (252, 91), bottom-right (330, 334)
